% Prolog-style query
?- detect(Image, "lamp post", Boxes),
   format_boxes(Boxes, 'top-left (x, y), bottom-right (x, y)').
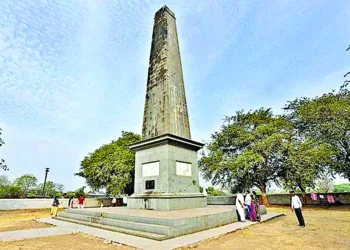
top-left (42, 168), bottom-right (50, 197)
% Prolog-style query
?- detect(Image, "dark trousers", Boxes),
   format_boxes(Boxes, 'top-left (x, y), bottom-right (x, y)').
top-left (294, 208), bottom-right (305, 226)
top-left (246, 205), bottom-right (251, 219)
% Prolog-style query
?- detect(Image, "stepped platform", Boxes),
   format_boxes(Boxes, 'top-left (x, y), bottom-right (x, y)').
top-left (55, 205), bottom-right (266, 240)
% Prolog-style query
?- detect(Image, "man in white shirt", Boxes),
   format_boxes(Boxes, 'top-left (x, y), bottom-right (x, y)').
top-left (291, 191), bottom-right (305, 227)
top-left (111, 197), bottom-right (117, 207)
top-left (244, 190), bottom-right (252, 220)
top-left (236, 190), bottom-right (246, 222)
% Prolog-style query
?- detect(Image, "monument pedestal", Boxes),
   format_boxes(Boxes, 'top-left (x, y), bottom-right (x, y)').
top-left (127, 133), bottom-right (206, 211)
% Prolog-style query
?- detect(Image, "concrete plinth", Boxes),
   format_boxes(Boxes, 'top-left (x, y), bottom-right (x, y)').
top-left (127, 193), bottom-right (207, 211)
top-left (128, 134), bottom-right (206, 211)
top-left (55, 205), bottom-right (267, 240)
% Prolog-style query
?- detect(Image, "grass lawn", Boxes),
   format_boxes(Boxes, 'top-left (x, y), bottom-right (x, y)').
top-left (0, 206), bottom-right (349, 249)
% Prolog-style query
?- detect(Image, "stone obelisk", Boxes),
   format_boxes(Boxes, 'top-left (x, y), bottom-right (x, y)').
top-left (128, 6), bottom-right (206, 211)
top-left (142, 6), bottom-right (191, 140)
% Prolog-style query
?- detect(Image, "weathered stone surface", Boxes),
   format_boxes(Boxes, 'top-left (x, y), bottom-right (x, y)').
top-left (128, 6), bottom-right (205, 211)
top-left (128, 134), bottom-right (206, 211)
top-left (142, 6), bottom-right (191, 140)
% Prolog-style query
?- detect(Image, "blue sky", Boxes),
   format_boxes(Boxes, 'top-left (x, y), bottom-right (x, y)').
top-left (0, 0), bottom-right (349, 191)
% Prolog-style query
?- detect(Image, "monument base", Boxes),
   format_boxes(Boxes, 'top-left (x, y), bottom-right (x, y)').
top-left (127, 193), bottom-right (207, 211)
top-left (55, 205), bottom-right (267, 240)
top-left (128, 133), bottom-right (206, 211)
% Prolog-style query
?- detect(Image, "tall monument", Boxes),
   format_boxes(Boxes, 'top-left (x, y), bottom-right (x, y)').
top-left (128, 6), bottom-right (207, 211)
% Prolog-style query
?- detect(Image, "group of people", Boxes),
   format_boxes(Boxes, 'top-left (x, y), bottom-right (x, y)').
top-left (236, 189), bottom-right (306, 227)
top-left (50, 195), bottom-right (86, 218)
top-left (68, 195), bottom-right (86, 209)
top-left (236, 190), bottom-right (261, 222)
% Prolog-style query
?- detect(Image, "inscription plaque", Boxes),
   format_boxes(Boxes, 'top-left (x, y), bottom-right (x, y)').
top-left (176, 161), bottom-right (192, 176)
top-left (142, 161), bottom-right (159, 177)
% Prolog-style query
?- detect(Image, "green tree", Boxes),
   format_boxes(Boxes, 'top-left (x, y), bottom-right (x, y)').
top-left (63, 191), bottom-right (76, 198)
top-left (281, 138), bottom-right (333, 194)
top-left (0, 175), bottom-right (10, 186)
top-left (334, 183), bottom-right (350, 192)
top-left (13, 174), bottom-right (38, 197)
top-left (285, 87), bottom-right (350, 180)
top-left (0, 128), bottom-right (8, 171)
top-left (76, 131), bottom-right (141, 196)
top-left (5, 185), bottom-right (22, 198)
top-left (206, 186), bottom-right (225, 196)
top-left (0, 175), bottom-right (11, 198)
top-left (199, 108), bottom-right (290, 205)
top-left (74, 186), bottom-right (86, 198)
top-left (314, 176), bottom-right (334, 193)
top-left (36, 181), bottom-right (64, 198)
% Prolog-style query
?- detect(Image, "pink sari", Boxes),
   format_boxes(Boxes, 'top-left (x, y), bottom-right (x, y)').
top-left (250, 199), bottom-right (261, 221)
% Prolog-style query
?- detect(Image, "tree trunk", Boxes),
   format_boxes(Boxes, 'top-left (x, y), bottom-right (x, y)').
top-left (260, 185), bottom-right (269, 206)
top-left (298, 184), bottom-right (307, 204)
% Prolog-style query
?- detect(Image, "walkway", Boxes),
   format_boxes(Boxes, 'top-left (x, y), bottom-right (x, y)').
top-left (0, 213), bottom-right (283, 249)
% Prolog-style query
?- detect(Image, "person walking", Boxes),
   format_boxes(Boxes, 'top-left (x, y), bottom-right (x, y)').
top-left (78, 195), bottom-right (85, 209)
top-left (244, 190), bottom-right (252, 220)
top-left (50, 197), bottom-right (60, 217)
top-left (291, 191), bottom-right (305, 227)
top-left (68, 196), bottom-right (74, 209)
top-left (236, 190), bottom-right (246, 222)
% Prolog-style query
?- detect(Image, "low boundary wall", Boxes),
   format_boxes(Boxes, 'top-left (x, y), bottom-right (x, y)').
top-left (0, 198), bottom-right (124, 210)
top-left (207, 192), bottom-right (350, 205)
top-left (1, 193), bottom-right (349, 210)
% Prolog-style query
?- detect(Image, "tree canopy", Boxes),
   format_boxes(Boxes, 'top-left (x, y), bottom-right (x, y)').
top-left (13, 174), bottom-right (38, 197)
top-left (285, 87), bottom-right (350, 181)
top-left (37, 181), bottom-right (64, 198)
top-left (76, 131), bottom-right (141, 196)
top-left (334, 183), bottom-right (350, 192)
top-left (281, 137), bottom-right (333, 193)
top-left (199, 108), bottom-right (291, 205)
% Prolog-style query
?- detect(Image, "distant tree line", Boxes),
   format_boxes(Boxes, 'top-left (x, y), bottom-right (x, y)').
top-left (0, 174), bottom-right (65, 198)
top-left (0, 173), bottom-right (89, 199)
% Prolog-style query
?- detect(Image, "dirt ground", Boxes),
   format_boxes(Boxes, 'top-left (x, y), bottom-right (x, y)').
top-left (0, 206), bottom-right (349, 249)
top-left (0, 234), bottom-right (133, 250)
top-left (191, 206), bottom-right (350, 250)
top-left (0, 209), bottom-right (56, 232)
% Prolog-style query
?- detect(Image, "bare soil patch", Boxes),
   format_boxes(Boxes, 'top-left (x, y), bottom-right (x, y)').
top-left (0, 233), bottom-right (134, 250)
top-left (0, 208), bottom-right (58, 232)
top-left (187, 206), bottom-right (350, 250)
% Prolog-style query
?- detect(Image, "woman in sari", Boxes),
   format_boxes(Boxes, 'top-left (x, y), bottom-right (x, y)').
top-left (250, 191), bottom-right (261, 222)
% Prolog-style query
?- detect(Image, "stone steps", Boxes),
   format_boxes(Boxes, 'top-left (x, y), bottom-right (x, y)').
top-left (54, 216), bottom-right (168, 241)
top-left (64, 209), bottom-right (175, 226)
top-left (57, 211), bottom-right (172, 235)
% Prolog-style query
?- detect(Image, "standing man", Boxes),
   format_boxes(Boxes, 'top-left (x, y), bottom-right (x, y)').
top-left (123, 195), bottom-right (128, 206)
top-left (245, 190), bottom-right (252, 220)
top-left (236, 190), bottom-right (246, 222)
top-left (111, 197), bottom-right (117, 207)
top-left (291, 191), bottom-right (305, 227)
